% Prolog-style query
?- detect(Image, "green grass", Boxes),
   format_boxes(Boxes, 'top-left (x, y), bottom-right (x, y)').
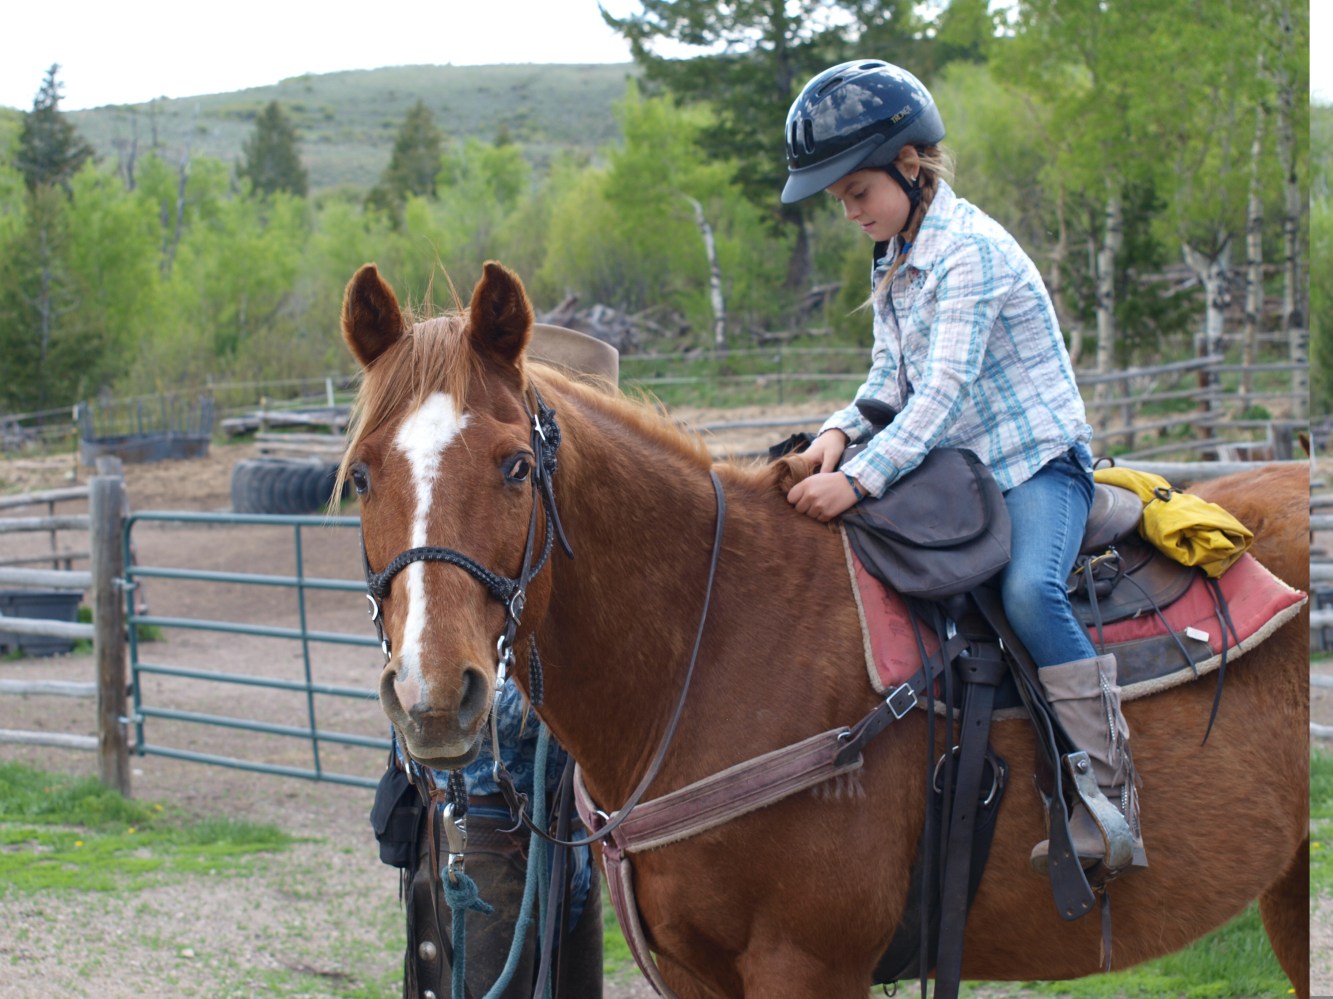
top-left (956, 752), bottom-right (1329, 998)
top-left (1314, 747), bottom-right (1333, 893)
top-left (959, 903), bottom-right (1288, 997)
top-left (0, 760), bottom-right (292, 892)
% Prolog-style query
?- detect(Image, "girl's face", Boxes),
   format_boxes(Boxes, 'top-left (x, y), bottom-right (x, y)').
top-left (826, 160), bottom-right (917, 242)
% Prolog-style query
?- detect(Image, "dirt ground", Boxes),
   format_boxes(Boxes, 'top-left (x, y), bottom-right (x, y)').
top-left (0, 416), bottom-right (1322, 997)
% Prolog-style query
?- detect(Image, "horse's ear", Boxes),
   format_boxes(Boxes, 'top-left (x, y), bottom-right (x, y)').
top-left (467, 261), bottom-right (533, 369)
top-left (342, 264), bottom-right (406, 369)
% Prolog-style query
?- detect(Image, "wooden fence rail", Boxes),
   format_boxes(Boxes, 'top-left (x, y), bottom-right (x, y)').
top-left (0, 476), bottom-right (128, 791)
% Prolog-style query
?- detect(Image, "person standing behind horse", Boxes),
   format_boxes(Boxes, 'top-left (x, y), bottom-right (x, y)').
top-left (780, 59), bottom-right (1146, 876)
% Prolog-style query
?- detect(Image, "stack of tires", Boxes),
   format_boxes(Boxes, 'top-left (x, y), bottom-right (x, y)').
top-left (230, 458), bottom-right (345, 515)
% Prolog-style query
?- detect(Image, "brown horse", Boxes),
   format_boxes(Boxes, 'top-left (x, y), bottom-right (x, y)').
top-left (339, 260), bottom-right (1310, 998)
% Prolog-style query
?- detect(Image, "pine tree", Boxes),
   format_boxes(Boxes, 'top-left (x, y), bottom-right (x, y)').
top-left (365, 100), bottom-right (443, 220)
top-left (237, 101), bottom-right (308, 198)
top-left (15, 65), bottom-right (93, 193)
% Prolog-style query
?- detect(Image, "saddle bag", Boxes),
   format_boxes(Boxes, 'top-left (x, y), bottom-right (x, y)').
top-left (842, 447), bottom-right (1012, 601)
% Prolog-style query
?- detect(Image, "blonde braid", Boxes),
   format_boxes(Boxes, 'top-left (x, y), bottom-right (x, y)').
top-left (869, 144), bottom-right (956, 305)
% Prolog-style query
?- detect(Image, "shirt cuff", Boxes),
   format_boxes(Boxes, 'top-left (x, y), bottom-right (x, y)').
top-left (840, 450), bottom-right (896, 499)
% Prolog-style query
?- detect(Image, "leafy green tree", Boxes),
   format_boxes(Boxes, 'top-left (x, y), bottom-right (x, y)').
top-left (159, 192), bottom-right (311, 369)
top-left (135, 151), bottom-right (231, 275)
top-left (1312, 104), bottom-right (1333, 418)
top-left (1312, 196), bottom-right (1333, 418)
top-left (536, 86), bottom-right (786, 339)
top-left (14, 65), bottom-right (92, 193)
top-left (237, 101), bottom-right (308, 198)
top-left (605, 1), bottom-right (979, 295)
top-left (0, 185), bottom-right (100, 410)
top-left (366, 100), bottom-right (443, 223)
top-left (434, 138), bottom-right (532, 276)
top-left (62, 169), bottom-right (165, 388)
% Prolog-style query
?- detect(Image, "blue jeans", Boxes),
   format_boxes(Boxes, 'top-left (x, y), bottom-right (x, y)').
top-left (999, 447), bottom-right (1097, 668)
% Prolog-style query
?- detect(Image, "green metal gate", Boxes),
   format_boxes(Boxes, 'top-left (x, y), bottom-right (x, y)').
top-left (123, 510), bottom-right (388, 788)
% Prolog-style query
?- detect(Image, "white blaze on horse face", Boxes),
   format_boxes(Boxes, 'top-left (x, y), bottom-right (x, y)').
top-left (393, 392), bottom-right (469, 689)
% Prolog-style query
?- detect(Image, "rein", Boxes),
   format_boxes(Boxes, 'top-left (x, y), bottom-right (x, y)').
top-left (491, 468), bottom-right (727, 850)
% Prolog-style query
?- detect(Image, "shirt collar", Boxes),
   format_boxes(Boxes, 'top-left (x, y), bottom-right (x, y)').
top-left (903, 178), bottom-right (956, 269)
top-left (871, 179), bottom-right (959, 274)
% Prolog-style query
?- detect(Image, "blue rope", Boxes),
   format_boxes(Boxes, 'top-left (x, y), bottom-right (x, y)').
top-left (448, 720), bottom-right (552, 999)
top-left (444, 869), bottom-right (493, 999)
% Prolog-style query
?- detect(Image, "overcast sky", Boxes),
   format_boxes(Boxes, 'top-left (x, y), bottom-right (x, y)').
top-left (8, 3), bottom-right (1325, 112)
top-left (3, 0), bottom-right (642, 111)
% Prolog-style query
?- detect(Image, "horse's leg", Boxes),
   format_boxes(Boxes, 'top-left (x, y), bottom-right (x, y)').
top-left (1259, 835), bottom-right (1310, 999)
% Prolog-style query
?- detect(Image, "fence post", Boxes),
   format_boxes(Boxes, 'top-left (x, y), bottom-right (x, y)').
top-left (91, 475), bottom-right (129, 795)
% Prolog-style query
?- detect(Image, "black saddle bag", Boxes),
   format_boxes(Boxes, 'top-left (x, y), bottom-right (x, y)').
top-left (842, 447), bottom-right (1012, 601)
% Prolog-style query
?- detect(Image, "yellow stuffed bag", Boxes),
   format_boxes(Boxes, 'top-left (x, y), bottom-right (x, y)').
top-left (1093, 466), bottom-right (1254, 578)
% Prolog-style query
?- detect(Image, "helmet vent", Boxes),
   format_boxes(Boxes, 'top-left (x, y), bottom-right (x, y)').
top-left (802, 119), bottom-right (815, 154)
top-left (815, 75), bottom-right (844, 97)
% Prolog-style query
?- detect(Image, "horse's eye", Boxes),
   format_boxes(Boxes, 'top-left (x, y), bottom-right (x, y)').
top-left (350, 464), bottom-right (370, 495)
top-left (504, 454), bottom-right (532, 484)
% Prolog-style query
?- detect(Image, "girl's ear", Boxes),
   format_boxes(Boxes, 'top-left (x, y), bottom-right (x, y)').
top-left (896, 145), bottom-right (921, 181)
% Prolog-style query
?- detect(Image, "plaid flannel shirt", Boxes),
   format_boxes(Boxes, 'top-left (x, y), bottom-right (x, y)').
top-left (826, 180), bottom-right (1092, 495)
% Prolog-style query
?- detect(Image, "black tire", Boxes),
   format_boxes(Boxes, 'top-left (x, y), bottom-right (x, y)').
top-left (230, 459), bottom-right (342, 514)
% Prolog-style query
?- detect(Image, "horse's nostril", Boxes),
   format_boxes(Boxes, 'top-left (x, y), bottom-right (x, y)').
top-left (457, 666), bottom-right (490, 729)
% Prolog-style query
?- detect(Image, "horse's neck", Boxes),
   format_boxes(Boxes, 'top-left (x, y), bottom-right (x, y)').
top-left (529, 388), bottom-right (863, 810)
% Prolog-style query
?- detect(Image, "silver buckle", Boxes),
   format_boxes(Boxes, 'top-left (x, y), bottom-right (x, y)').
top-left (886, 683), bottom-right (918, 719)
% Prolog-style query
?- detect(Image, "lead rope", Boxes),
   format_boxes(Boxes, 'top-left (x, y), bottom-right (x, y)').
top-left (452, 722), bottom-right (551, 999)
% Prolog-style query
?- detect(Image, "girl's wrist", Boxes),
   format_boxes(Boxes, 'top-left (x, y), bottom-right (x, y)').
top-left (843, 472), bottom-right (867, 501)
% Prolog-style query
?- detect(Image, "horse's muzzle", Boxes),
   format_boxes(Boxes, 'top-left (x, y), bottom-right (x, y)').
top-left (379, 660), bottom-right (492, 765)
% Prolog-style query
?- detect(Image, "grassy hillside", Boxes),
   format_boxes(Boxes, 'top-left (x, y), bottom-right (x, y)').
top-left (65, 63), bottom-right (638, 193)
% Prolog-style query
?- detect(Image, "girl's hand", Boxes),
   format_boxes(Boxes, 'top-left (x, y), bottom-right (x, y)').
top-left (787, 470), bottom-right (861, 522)
top-left (804, 429), bottom-right (848, 473)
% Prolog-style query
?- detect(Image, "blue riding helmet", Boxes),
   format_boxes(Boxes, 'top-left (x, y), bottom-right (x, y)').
top-left (782, 60), bottom-right (945, 205)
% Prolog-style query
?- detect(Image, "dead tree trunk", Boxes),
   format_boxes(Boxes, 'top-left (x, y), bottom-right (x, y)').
top-left (683, 194), bottom-right (726, 350)
top-left (1271, 0), bottom-right (1306, 418)
top-left (1092, 193), bottom-right (1122, 431)
top-left (1242, 74), bottom-right (1266, 409)
top-left (1183, 237), bottom-right (1232, 428)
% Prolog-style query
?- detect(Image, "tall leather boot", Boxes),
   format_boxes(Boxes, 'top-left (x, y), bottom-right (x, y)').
top-left (1029, 653), bottom-right (1147, 876)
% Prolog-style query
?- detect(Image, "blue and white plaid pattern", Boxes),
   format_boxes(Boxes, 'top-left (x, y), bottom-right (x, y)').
top-left (825, 180), bottom-right (1091, 495)
top-left (458, 680), bottom-right (567, 801)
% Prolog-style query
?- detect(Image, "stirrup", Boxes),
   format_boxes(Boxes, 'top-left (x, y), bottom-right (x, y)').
top-left (1065, 750), bottom-right (1134, 871)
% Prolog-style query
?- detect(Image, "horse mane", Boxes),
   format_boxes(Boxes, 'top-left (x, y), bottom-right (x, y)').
top-left (527, 367), bottom-right (804, 499)
top-left (335, 307), bottom-right (802, 503)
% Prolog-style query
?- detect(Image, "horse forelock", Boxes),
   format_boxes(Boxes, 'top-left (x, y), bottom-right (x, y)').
top-left (337, 312), bottom-right (483, 501)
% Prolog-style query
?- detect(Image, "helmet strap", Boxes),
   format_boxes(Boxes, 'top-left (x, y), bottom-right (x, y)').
top-left (883, 163), bottom-right (922, 233)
